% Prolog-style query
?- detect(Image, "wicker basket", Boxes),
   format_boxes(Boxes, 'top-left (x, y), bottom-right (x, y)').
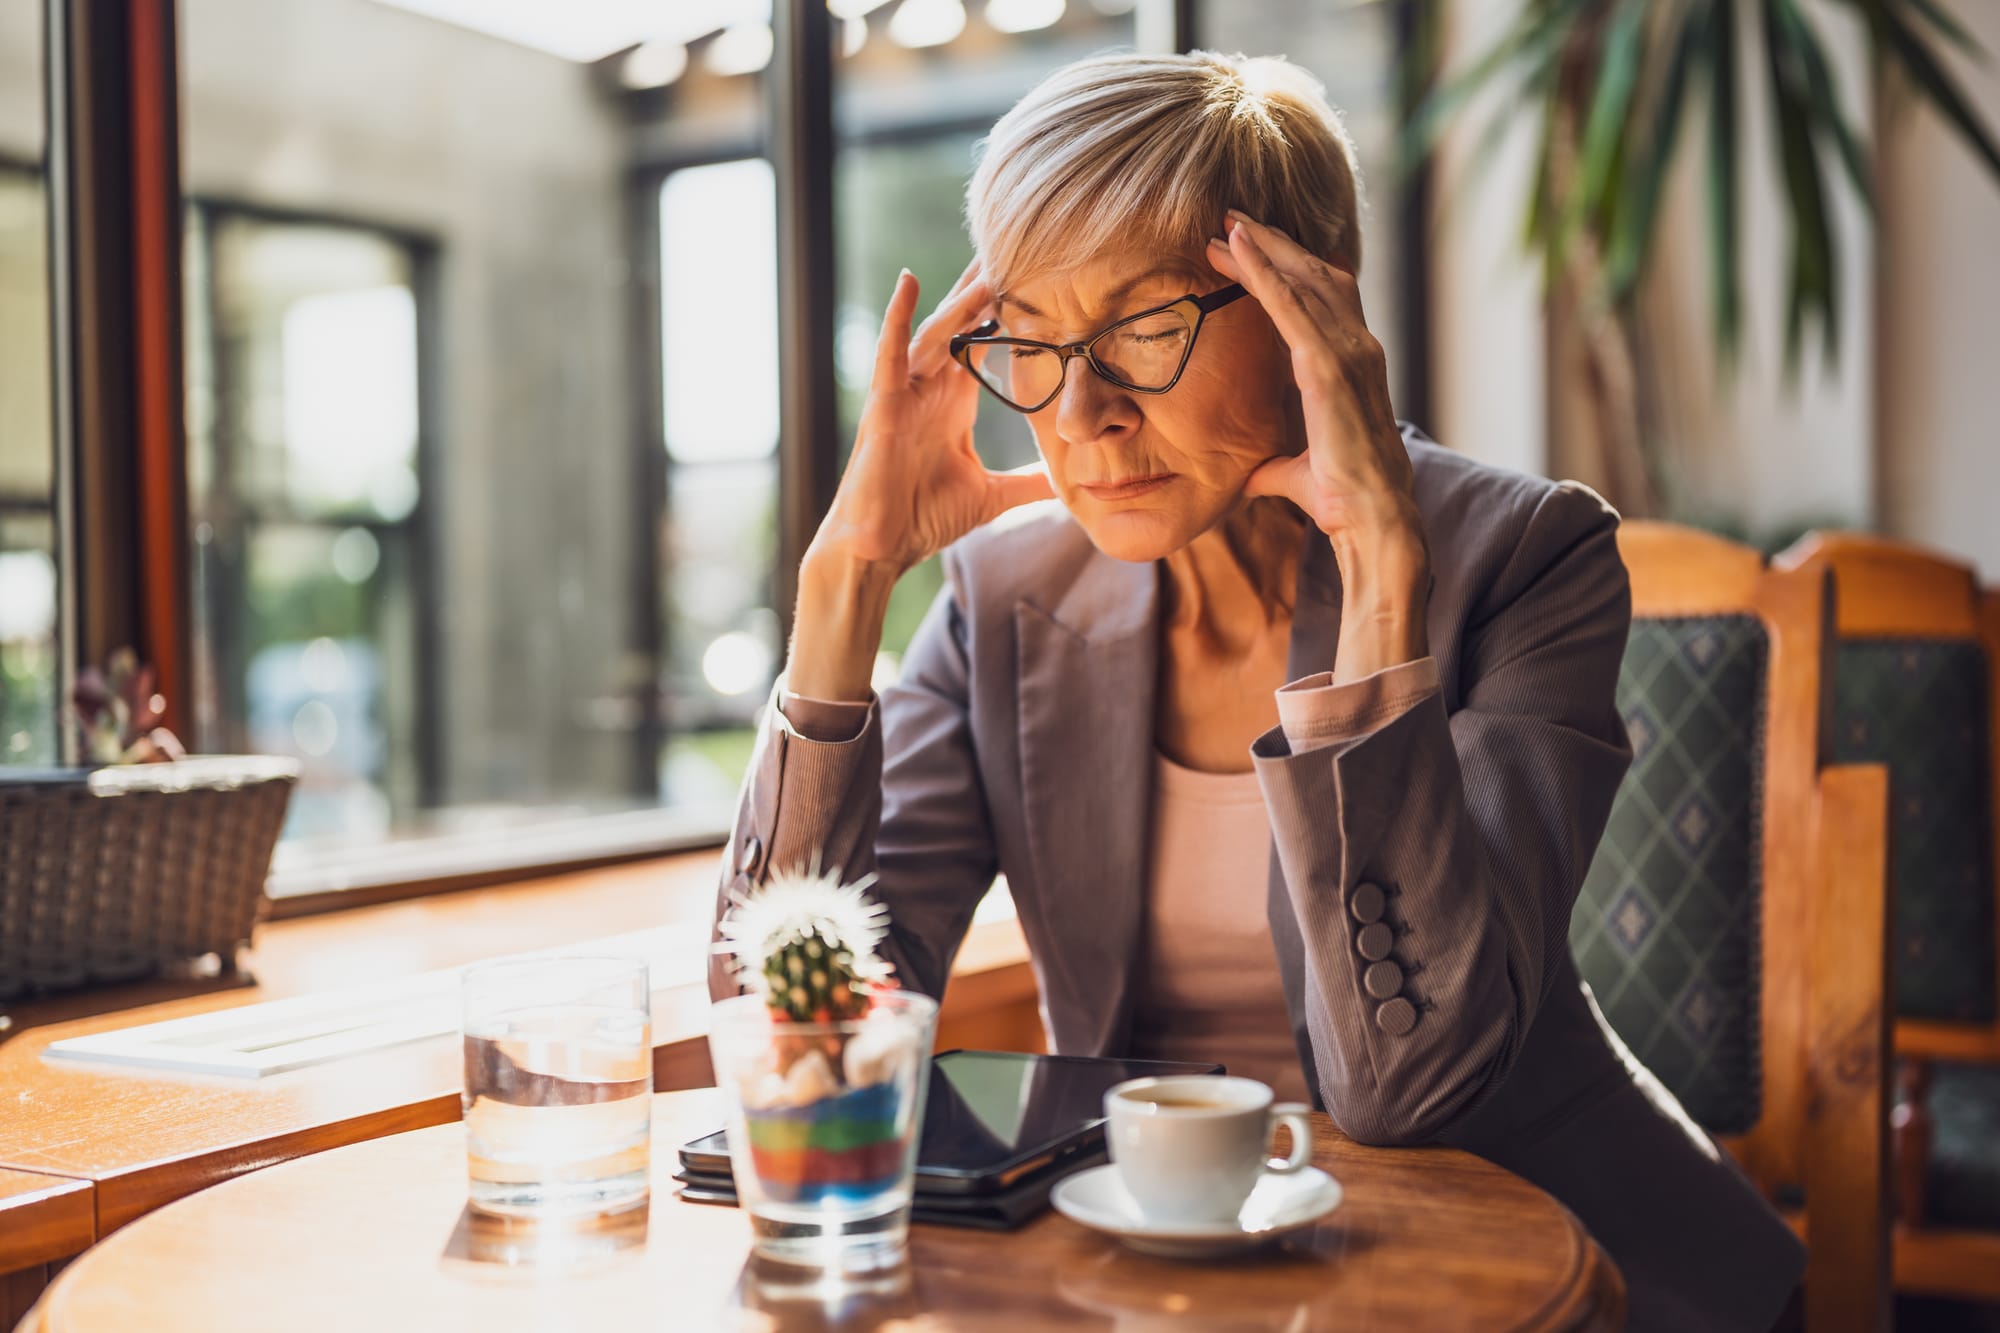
top-left (0, 756), bottom-right (301, 1000)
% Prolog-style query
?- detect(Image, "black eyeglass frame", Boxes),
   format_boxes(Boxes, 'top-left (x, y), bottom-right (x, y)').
top-left (948, 283), bottom-right (1248, 414)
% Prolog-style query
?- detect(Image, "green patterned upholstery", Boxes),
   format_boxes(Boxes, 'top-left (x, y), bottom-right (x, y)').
top-left (1924, 1062), bottom-right (2000, 1227)
top-left (1571, 616), bottom-right (1769, 1136)
top-left (1828, 640), bottom-right (1997, 1024)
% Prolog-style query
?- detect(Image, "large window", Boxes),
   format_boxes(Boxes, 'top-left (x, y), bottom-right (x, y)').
top-left (0, 0), bottom-right (55, 767)
top-left (657, 158), bottom-right (781, 804)
top-left (181, 0), bottom-right (672, 886)
top-left (185, 209), bottom-right (428, 842)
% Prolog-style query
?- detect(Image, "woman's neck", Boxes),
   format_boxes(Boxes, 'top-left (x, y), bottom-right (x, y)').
top-left (1158, 497), bottom-right (1308, 651)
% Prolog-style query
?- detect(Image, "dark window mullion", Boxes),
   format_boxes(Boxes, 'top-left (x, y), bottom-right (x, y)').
top-left (768, 0), bottom-right (838, 648)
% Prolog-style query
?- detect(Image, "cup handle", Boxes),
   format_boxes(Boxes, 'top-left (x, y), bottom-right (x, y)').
top-left (1265, 1103), bottom-right (1314, 1175)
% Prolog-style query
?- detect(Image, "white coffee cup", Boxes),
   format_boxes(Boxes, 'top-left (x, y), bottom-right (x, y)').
top-left (1103, 1075), bottom-right (1314, 1225)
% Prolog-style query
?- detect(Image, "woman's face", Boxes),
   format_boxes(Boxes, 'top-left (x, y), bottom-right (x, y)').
top-left (988, 251), bottom-right (1302, 563)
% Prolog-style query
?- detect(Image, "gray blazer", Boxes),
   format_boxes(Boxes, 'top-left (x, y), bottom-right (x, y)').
top-left (710, 428), bottom-right (1805, 1331)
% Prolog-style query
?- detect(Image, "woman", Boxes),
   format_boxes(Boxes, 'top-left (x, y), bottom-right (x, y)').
top-left (709, 50), bottom-right (1803, 1330)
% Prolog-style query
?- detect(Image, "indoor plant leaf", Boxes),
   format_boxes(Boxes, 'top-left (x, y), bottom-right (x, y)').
top-left (1878, 1), bottom-right (2000, 180)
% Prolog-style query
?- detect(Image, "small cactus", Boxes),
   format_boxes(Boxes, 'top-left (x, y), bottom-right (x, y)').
top-left (761, 928), bottom-right (872, 1023)
top-left (715, 865), bottom-right (894, 1023)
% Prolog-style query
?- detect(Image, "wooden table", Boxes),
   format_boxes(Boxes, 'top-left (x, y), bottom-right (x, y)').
top-left (0, 853), bottom-right (1040, 1313)
top-left (0, 1174), bottom-right (92, 1277)
top-left (25, 1088), bottom-right (1624, 1332)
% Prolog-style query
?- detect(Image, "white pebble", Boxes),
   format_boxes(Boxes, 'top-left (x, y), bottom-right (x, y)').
top-left (781, 1048), bottom-right (842, 1106)
top-left (842, 1020), bottom-right (917, 1089)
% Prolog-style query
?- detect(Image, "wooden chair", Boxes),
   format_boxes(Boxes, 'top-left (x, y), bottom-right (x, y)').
top-left (1568, 520), bottom-right (1894, 1331)
top-left (1774, 532), bottom-right (2000, 1303)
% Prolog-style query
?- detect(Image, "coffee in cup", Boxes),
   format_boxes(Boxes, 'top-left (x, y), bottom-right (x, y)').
top-left (1103, 1075), bottom-right (1313, 1225)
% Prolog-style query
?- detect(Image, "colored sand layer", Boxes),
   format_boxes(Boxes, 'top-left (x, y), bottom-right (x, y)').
top-left (745, 1079), bottom-right (909, 1204)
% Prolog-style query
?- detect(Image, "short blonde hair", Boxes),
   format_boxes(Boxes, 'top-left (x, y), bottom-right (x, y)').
top-left (966, 50), bottom-right (1363, 295)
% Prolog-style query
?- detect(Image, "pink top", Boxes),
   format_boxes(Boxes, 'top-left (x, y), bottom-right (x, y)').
top-left (1124, 751), bottom-right (1308, 1099)
top-left (778, 657), bottom-right (1441, 1107)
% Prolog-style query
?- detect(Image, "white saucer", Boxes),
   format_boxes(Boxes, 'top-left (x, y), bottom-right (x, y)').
top-left (1050, 1164), bottom-right (1342, 1259)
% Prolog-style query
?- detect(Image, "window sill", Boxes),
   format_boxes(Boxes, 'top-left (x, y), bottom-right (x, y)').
top-left (264, 802), bottom-right (734, 918)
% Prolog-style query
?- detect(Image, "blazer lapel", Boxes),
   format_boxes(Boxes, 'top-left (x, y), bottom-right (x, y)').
top-left (1269, 527), bottom-right (1344, 1104)
top-left (1015, 551), bottom-right (1158, 1057)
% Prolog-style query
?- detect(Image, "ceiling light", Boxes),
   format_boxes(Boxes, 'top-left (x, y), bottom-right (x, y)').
top-left (842, 16), bottom-right (869, 57)
top-left (705, 21), bottom-right (774, 76)
top-left (985, 0), bottom-right (1063, 33)
top-left (889, 0), bottom-right (965, 48)
top-left (367, 0), bottom-right (766, 63)
top-left (828, 0), bottom-right (896, 18)
top-left (620, 40), bottom-right (689, 89)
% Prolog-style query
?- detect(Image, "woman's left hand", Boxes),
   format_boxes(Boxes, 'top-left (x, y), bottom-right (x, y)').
top-left (1204, 211), bottom-right (1425, 561)
top-left (1206, 210), bottom-right (1430, 677)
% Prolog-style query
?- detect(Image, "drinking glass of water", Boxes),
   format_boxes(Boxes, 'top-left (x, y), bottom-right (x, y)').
top-left (461, 955), bottom-right (652, 1217)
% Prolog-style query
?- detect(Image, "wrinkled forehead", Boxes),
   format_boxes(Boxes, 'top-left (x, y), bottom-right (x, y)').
top-left (991, 250), bottom-right (1213, 326)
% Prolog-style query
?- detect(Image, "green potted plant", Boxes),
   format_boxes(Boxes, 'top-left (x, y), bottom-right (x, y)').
top-left (1404, 0), bottom-right (2000, 516)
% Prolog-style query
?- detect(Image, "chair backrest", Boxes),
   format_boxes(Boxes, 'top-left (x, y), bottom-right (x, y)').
top-left (1775, 532), bottom-right (2000, 1061)
top-left (1573, 521), bottom-right (1826, 1182)
top-left (1573, 521), bottom-right (1894, 1330)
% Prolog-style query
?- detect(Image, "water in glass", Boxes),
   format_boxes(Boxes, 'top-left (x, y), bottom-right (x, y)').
top-left (461, 957), bottom-right (651, 1216)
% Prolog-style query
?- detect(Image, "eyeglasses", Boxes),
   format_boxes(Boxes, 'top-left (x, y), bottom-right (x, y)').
top-left (949, 283), bottom-right (1247, 414)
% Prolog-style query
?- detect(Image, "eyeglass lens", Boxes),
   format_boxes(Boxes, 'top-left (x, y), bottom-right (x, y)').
top-left (970, 306), bottom-right (1194, 409)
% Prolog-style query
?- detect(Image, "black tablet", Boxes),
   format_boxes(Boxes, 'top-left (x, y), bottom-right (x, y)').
top-left (672, 1143), bottom-right (1102, 1231)
top-left (680, 1049), bottom-right (1221, 1196)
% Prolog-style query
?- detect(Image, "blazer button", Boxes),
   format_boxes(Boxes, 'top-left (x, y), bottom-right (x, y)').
top-left (1349, 882), bottom-right (1386, 924)
top-left (1363, 960), bottom-right (1404, 999)
top-left (1357, 921), bottom-right (1394, 962)
top-left (1376, 997), bottom-right (1417, 1035)
top-left (738, 835), bottom-right (764, 877)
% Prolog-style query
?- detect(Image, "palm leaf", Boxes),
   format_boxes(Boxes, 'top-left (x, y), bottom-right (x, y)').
top-left (1428, 59), bottom-right (1561, 231)
top-left (1605, 4), bottom-right (1702, 301)
top-left (1879, 2), bottom-right (2000, 181)
top-left (1523, 93), bottom-right (1560, 254)
top-left (1568, 0), bottom-right (1650, 262)
top-left (1775, 0), bottom-right (1874, 212)
top-left (1705, 0), bottom-right (1742, 364)
top-left (1900, 0), bottom-right (1984, 56)
top-left (1762, 0), bottom-right (1838, 373)
top-left (1399, 0), bottom-right (1594, 170)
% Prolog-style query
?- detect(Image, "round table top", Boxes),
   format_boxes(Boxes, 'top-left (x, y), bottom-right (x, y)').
top-left (31, 1088), bottom-right (1622, 1332)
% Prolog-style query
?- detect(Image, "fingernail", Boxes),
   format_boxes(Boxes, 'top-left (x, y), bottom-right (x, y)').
top-left (1226, 208), bottom-right (1253, 226)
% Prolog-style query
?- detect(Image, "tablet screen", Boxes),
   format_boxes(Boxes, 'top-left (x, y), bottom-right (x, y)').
top-left (917, 1050), bottom-right (1218, 1180)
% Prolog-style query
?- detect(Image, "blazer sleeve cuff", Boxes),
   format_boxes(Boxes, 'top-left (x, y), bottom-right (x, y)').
top-left (1274, 657), bottom-right (1440, 753)
top-left (776, 681), bottom-right (876, 744)
top-left (735, 679), bottom-right (884, 886)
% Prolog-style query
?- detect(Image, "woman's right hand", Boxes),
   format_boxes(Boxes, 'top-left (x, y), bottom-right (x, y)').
top-left (807, 261), bottom-right (1053, 577)
top-left (787, 261), bottom-right (1052, 703)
